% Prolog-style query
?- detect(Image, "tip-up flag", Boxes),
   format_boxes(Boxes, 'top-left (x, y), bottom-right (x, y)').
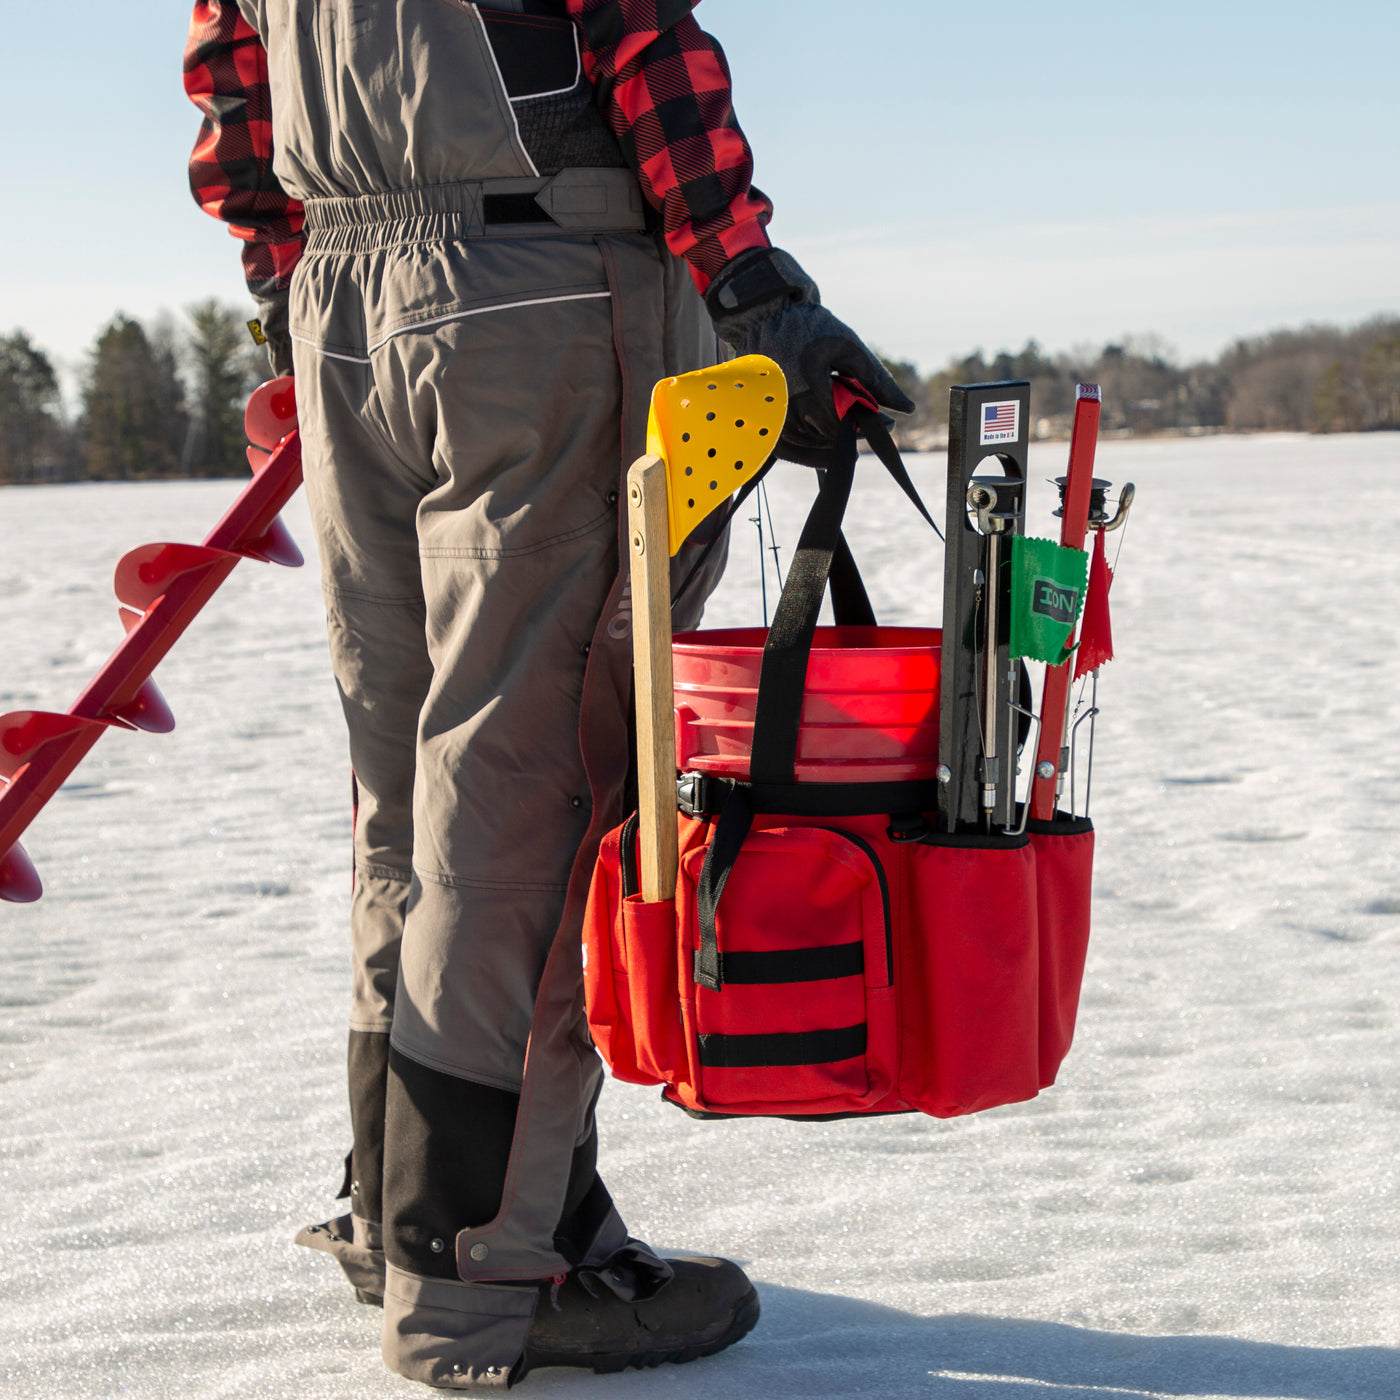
top-left (1074, 528), bottom-right (1115, 679)
top-left (1009, 535), bottom-right (1089, 665)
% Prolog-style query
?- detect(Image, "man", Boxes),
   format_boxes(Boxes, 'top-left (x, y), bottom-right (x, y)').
top-left (185, 0), bottom-right (910, 1387)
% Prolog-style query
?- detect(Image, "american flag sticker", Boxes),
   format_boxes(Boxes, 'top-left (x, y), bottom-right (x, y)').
top-left (980, 399), bottom-right (1020, 445)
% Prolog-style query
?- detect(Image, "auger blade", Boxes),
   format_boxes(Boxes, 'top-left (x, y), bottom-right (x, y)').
top-left (114, 543), bottom-right (234, 614)
top-left (103, 678), bottom-right (175, 734)
top-left (240, 514), bottom-right (304, 568)
top-left (0, 710), bottom-right (104, 782)
top-left (0, 840), bottom-right (42, 904)
top-left (645, 355), bottom-right (787, 557)
top-left (1, 396), bottom-right (305, 906)
top-left (245, 376), bottom-right (297, 453)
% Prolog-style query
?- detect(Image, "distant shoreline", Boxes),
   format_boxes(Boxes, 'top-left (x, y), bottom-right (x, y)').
top-left (6, 425), bottom-right (1396, 488)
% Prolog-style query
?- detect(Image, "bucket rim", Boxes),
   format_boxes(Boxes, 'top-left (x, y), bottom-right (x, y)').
top-left (673, 624), bottom-right (943, 656)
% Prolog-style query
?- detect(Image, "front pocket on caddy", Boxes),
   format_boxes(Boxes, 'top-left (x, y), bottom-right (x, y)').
top-left (677, 824), bottom-right (896, 1112)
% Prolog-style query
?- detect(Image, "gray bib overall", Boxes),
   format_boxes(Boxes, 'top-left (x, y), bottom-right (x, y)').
top-left (233, 0), bottom-right (724, 1384)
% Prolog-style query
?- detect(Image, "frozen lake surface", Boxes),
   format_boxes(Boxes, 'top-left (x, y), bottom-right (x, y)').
top-left (1, 432), bottom-right (1397, 1399)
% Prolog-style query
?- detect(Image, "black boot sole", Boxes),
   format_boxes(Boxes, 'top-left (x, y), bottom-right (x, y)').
top-left (522, 1286), bottom-right (759, 1376)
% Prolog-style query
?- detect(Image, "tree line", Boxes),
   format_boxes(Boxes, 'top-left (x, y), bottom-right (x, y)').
top-left (0, 302), bottom-right (266, 484)
top-left (3, 308), bottom-right (1398, 484)
top-left (887, 315), bottom-right (1400, 447)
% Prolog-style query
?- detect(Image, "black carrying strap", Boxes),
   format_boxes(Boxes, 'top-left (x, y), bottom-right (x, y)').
top-left (670, 462), bottom-right (875, 621)
top-left (748, 423), bottom-right (861, 786)
top-left (748, 411), bottom-right (938, 786)
top-left (829, 530), bottom-right (875, 626)
top-left (851, 405), bottom-right (943, 540)
top-left (694, 786), bottom-right (754, 992)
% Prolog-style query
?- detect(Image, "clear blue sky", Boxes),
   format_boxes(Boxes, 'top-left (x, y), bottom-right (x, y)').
top-left (3, 0), bottom-right (1396, 383)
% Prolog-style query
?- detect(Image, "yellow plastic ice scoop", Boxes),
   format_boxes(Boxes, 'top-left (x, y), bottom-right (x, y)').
top-left (645, 354), bottom-right (787, 556)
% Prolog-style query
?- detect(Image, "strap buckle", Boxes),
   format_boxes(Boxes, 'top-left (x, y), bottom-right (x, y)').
top-left (886, 813), bottom-right (933, 844)
top-left (676, 771), bottom-right (720, 819)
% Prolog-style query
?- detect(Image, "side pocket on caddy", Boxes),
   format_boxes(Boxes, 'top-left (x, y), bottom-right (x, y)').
top-left (1027, 816), bottom-right (1095, 1087)
top-left (899, 836), bottom-right (1041, 1116)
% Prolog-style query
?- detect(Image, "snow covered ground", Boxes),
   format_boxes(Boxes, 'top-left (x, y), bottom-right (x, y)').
top-left (1, 432), bottom-right (1397, 1400)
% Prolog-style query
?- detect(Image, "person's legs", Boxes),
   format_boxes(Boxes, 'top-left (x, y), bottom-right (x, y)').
top-left (294, 234), bottom-right (753, 1385)
top-left (378, 293), bottom-right (629, 1289)
top-left (291, 337), bottom-right (436, 1297)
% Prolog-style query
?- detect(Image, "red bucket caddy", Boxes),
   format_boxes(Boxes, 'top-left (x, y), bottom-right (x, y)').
top-left (583, 380), bottom-right (1101, 1121)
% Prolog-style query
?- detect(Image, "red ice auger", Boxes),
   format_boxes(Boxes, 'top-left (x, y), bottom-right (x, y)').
top-left (0, 378), bottom-right (303, 904)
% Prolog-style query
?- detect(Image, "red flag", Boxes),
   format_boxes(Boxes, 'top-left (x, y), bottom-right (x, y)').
top-left (1074, 528), bottom-right (1114, 680)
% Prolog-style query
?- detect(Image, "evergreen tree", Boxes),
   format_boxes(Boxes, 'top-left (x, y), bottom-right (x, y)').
top-left (1312, 360), bottom-right (1365, 433)
top-left (81, 315), bottom-right (188, 480)
top-left (1361, 332), bottom-right (1400, 428)
top-left (186, 299), bottom-right (262, 476)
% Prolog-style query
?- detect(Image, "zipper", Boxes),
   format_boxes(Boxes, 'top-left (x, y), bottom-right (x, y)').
top-left (814, 827), bottom-right (893, 987)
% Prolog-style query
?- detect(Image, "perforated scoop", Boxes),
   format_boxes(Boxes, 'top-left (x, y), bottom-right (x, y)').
top-left (645, 355), bottom-right (787, 556)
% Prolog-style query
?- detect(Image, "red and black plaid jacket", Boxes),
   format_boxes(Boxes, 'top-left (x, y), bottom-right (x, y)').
top-left (184, 0), bottom-right (772, 314)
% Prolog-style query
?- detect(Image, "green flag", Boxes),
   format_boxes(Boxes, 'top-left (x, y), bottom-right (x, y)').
top-left (1009, 536), bottom-right (1089, 664)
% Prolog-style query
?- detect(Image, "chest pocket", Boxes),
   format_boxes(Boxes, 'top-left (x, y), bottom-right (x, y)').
top-left (478, 6), bottom-right (582, 98)
top-left (474, 3), bottom-right (628, 175)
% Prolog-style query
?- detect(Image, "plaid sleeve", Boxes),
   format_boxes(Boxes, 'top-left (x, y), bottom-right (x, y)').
top-left (568, 0), bottom-right (772, 291)
top-left (183, 1), bottom-right (304, 307)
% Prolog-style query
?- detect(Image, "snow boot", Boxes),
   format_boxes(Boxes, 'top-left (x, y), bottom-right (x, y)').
top-left (519, 1253), bottom-right (759, 1378)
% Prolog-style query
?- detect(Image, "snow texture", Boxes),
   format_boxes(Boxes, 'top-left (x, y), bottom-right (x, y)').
top-left (0, 433), bottom-right (1397, 1399)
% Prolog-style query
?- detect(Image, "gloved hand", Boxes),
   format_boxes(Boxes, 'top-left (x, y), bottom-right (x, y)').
top-left (252, 294), bottom-right (295, 378)
top-left (704, 246), bottom-right (914, 467)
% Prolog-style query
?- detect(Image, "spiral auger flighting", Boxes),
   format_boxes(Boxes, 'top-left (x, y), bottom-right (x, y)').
top-left (0, 377), bottom-right (303, 904)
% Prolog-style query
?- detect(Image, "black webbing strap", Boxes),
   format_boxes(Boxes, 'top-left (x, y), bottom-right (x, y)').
top-left (849, 405), bottom-right (943, 540)
top-left (618, 811), bottom-right (640, 899)
top-left (693, 785), bottom-right (754, 991)
top-left (670, 463), bottom-right (874, 621)
top-left (829, 529), bottom-right (875, 626)
top-left (683, 773), bottom-right (943, 820)
top-left (719, 941), bottom-right (864, 985)
top-left (748, 424), bottom-right (861, 786)
top-left (697, 1023), bottom-right (868, 1068)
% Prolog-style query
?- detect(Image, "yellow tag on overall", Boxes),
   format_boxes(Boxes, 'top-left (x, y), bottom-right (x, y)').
top-left (645, 355), bottom-right (787, 557)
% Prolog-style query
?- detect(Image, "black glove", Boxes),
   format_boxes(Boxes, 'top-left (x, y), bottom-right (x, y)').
top-left (704, 246), bottom-right (914, 467)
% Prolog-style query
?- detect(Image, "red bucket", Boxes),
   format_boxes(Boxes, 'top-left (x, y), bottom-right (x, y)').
top-left (672, 626), bottom-right (942, 783)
